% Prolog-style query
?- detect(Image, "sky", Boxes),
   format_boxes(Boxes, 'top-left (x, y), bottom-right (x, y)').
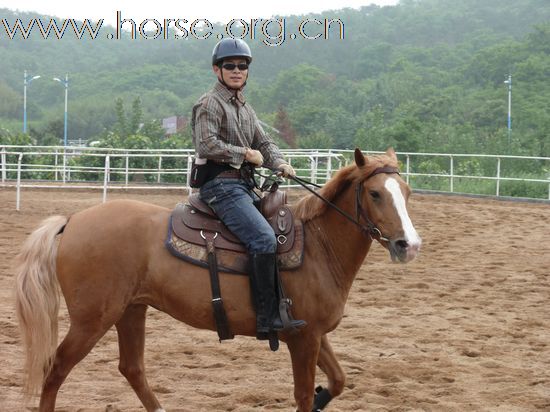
top-left (0, 0), bottom-right (399, 26)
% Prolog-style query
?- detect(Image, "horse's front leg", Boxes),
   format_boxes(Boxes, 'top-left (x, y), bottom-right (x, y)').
top-left (314, 334), bottom-right (346, 410)
top-left (287, 333), bottom-right (321, 412)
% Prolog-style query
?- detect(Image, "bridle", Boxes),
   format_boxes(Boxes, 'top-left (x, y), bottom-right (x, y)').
top-left (355, 166), bottom-right (400, 242)
top-left (285, 166), bottom-right (401, 242)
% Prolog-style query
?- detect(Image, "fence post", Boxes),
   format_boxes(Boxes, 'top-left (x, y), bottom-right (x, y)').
top-left (125, 153), bottom-right (129, 187)
top-left (54, 149), bottom-right (59, 181)
top-left (326, 150), bottom-right (332, 184)
top-left (1, 147), bottom-right (6, 184)
top-left (66, 148), bottom-right (72, 181)
top-left (496, 157), bottom-right (501, 197)
top-left (157, 155), bottom-right (162, 183)
top-left (103, 155), bottom-right (110, 203)
top-left (313, 152), bottom-right (319, 184)
top-left (450, 155), bottom-right (454, 193)
top-left (406, 154), bottom-right (410, 185)
top-left (62, 149), bottom-right (67, 184)
top-left (16, 153), bottom-right (23, 211)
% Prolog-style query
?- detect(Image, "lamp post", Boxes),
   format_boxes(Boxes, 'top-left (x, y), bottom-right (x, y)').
top-left (23, 70), bottom-right (41, 134)
top-left (53, 73), bottom-right (69, 147)
top-left (504, 74), bottom-right (512, 146)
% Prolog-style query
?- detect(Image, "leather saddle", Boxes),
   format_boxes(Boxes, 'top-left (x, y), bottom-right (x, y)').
top-left (165, 189), bottom-right (304, 274)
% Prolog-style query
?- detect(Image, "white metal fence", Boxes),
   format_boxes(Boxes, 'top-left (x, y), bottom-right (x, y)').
top-left (1, 145), bottom-right (549, 210)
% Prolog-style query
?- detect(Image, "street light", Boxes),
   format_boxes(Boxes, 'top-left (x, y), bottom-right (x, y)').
top-left (504, 74), bottom-right (512, 145)
top-left (23, 70), bottom-right (41, 134)
top-left (53, 73), bottom-right (69, 147)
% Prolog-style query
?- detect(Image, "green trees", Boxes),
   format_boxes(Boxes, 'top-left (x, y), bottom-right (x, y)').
top-left (0, 0), bottom-right (548, 160)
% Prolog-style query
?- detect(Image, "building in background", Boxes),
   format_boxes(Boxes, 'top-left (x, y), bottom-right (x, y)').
top-left (162, 116), bottom-right (187, 135)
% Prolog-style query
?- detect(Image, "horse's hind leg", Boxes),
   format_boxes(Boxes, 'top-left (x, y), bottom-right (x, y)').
top-left (39, 322), bottom-right (111, 411)
top-left (116, 304), bottom-right (163, 412)
top-left (315, 334), bottom-right (346, 409)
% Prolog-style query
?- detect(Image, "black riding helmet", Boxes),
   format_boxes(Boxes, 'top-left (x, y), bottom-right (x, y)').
top-left (212, 38), bottom-right (252, 66)
top-left (212, 39), bottom-right (252, 90)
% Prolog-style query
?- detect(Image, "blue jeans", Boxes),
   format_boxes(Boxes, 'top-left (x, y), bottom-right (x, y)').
top-left (199, 178), bottom-right (277, 254)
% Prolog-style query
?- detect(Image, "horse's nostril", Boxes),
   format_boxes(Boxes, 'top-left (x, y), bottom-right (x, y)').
top-left (395, 240), bottom-right (408, 250)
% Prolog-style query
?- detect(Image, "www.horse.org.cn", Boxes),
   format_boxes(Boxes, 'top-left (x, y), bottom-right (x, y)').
top-left (0, 11), bottom-right (345, 46)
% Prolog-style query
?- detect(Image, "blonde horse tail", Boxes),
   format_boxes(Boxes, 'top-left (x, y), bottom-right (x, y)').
top-left (15, 215), bottom-right (68, 398)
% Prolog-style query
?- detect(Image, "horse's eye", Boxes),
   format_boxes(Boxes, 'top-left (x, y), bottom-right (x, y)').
top-left (369, 191), bottom-right (380, 200)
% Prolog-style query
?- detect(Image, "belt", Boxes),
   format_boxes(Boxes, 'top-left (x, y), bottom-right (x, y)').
top-left (216, 169), bottom-right (242, 179)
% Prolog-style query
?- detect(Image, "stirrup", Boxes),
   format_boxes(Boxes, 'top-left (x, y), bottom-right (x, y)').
top-left (273, 298), bottom-right (306, 333)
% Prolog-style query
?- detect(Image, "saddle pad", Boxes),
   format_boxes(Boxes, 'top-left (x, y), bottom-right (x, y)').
top-left (172, 203), bottom-right (296, 254)
top-left (165, 215), bottom-right (305, 275)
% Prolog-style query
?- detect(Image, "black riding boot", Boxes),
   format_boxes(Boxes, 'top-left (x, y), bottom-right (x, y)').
top-left (249, 253), bottom-right (306, 335)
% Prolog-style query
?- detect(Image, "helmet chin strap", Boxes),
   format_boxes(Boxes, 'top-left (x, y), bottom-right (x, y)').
top-left (219, 68), bottom-right (248, 91)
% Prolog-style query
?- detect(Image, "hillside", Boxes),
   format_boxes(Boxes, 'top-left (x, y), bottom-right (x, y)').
top-left (0, 0), bottom-right (549, 156)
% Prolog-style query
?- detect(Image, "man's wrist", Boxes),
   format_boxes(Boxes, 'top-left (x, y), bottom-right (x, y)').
top-left (273, 159), bottom-right (286, 169)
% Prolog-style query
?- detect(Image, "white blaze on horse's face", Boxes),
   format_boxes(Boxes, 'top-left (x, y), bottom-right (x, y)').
top-left (383, 177), bottom-right (422, 263)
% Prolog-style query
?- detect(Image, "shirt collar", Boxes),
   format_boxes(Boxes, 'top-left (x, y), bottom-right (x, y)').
top-left (214, 81), bottom-right (246, 105)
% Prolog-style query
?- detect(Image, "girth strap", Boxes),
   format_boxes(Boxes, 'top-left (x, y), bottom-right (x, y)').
top-left (203, 231), bottom-right (234, 341)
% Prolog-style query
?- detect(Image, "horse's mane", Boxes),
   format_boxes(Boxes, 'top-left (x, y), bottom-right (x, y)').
top-left (293, 152), bottom-right (399, 222)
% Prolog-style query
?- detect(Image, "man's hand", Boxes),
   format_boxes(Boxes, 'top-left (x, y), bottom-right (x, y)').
top-left (245, 148), bottom-right (263, 166)
top-left (278, 163), bottom-right (296, 178)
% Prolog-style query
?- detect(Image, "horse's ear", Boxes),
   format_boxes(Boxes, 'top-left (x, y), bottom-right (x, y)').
top-left (385, 147), bottom-right (397, 161)
top-left (354, 148), bottom-right (366, 167)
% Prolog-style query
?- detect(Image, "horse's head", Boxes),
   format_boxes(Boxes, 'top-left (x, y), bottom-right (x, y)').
top-left (354, 148), bottom-right (422, 263)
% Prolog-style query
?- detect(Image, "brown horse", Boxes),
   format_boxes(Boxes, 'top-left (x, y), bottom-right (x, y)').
top-left (15, 148), bottom-right (421, 411)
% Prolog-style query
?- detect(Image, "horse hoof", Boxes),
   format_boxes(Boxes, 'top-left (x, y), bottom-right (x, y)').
top-left (312, 385), bottom-right (333, 410)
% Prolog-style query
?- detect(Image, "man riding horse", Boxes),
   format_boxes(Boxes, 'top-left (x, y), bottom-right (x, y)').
top-left (191, 38), bottom-right (305, 341)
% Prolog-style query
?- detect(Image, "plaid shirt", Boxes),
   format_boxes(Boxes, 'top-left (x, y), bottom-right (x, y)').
top-left (191, 82), bottom-right (286, 169)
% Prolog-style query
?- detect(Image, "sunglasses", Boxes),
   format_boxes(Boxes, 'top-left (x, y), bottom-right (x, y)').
top-left (221, 63), bottom-right (249, 71)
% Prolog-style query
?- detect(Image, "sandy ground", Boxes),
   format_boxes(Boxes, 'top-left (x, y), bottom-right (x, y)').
top-left (0, 186), bottom-right (549, 411)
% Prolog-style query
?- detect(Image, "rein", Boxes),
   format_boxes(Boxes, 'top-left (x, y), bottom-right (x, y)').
top-left (261, 166), bottom-right (400, 242)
